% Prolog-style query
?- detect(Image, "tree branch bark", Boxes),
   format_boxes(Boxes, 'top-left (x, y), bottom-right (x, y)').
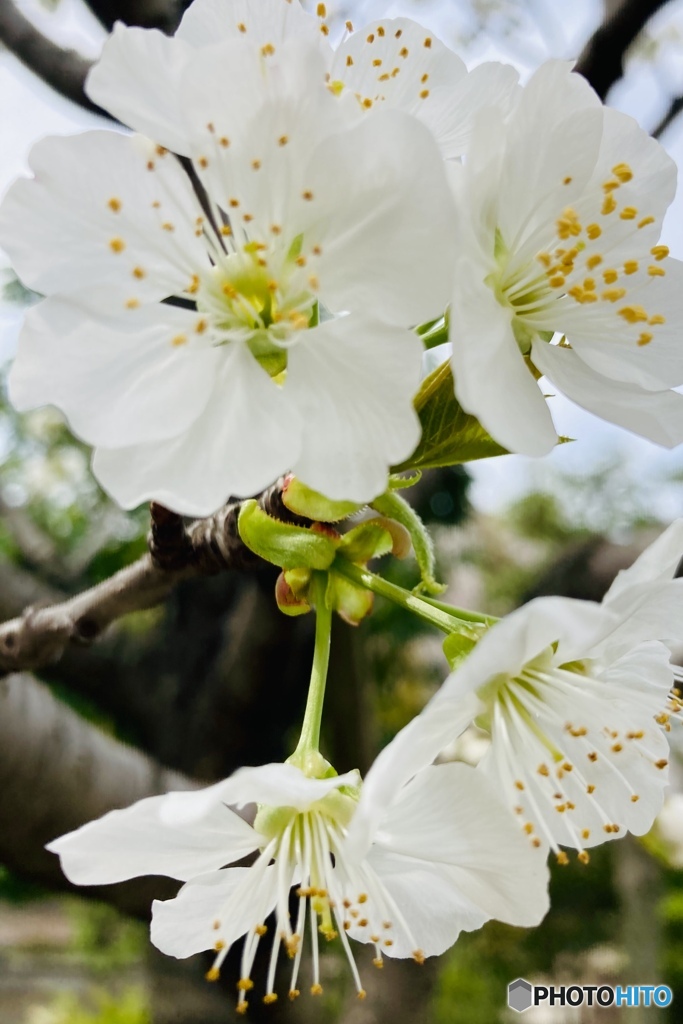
top-left (575, 0), bottom-right (672, 99)
top-left (81, 0), bottom-right (184, 33)
top-left (0, 482), bottom-right (301, 678)
top-left (652, 93), bottom-right (683, 138)
top-left (0, 670), bottom-right (197, 917)
top-left (0, 1), bottom-right (105, 115)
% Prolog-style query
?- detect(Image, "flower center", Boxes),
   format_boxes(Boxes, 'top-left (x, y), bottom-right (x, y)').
top-left (206, 789), bottom-right (424, 1012)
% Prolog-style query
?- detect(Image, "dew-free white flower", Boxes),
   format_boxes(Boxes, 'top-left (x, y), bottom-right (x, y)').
top-left (330, 18), bottom-right (519, 160)
top-left (348, 522), bottom-right (683, 863)
top-left (48, 760), bottom-right (548, 1008)
top-left (449, 60), bottom-right (683, 457)
top-left (0, 35), bottom-right (457, 514)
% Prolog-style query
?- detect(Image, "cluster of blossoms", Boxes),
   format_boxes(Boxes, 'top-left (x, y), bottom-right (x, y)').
top-left (3, 0), bottom-right (683, 1013)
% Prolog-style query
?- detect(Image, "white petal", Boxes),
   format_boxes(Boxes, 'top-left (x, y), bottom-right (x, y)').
top-left (160, 763), bottom-right (361, 825)
top-left (92, 343), bottom-right (302, 515)
top-left (346, 693), bottom-right (480, 861)
top-left (47, 791), bottom-right (258, 885)
top-left (86, 26), bottom-right (192, 152)
top-left (296, 109), bottom-right (457, 325)
top-left (0, 132), bottom-right (206, 305)
top-left (450, 259), bottom-right (558, 456)
top-left (10, 298), bottom-right (218, 447)
top-left (177, 0), bottom-right (323, 49)
top-left (605, 520), bottom-right (683, 602)
top-left (590, 583), bottom-right (683, 658)
top-left (362, 764), bottom-right (549, 956)
top-left (287, 316), bottom-right (422, 503)
top-left (151, 863), bottom-right (279, 957)
top-left (531, 340), bottom-right (683, 448)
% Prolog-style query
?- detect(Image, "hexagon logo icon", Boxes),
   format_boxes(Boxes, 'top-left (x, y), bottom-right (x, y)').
top-left (508, 978), bottom-right (533, 1013)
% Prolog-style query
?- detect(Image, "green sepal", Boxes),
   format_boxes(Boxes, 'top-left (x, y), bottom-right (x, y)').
top-left (338, 521), bottom-right (393, 564)
top-left (442, 631), bottom-right (478, 670)
top-left (391, 361), bottom-right (508, 473)
top-left (281, 476), bottom-right (361, 522)
top-left (371, 490), bottom-right (444, 595)
top-left (388, 471), bottom-right (422, 490)
top-left (326, 572), bottom-right (374, 626)
top-left (238, 499), bottom-right (338, 570)
top-left (275, 571), bottom-right (312, 617)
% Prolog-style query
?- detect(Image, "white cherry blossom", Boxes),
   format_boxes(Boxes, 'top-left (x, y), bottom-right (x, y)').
top-left (0, 36), bottom-right (457, 513)
top-left (330, 17), bottom-right (519, 159)
top-left (48, 760), bottom-right (549, 1009)
top-left (348, 522), bottom-right (683, 863)
top-left (449, 60), bottom-right (683, 457)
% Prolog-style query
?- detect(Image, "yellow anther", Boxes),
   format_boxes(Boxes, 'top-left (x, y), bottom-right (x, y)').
top-left (651, 245), bottom-right (669, 260)
top-left (398, 46), bottom-right (408, 57)
top-left (206, 122), bottom-right (215, 133)
top-left (537, 252), bottom-right (552, 267)
top-left (125, 298), bottom-right (139, 309)
top-left (586, 254), bottom-right (602, 270)
top-left (618, 305), bottom-right (648, 323)
top-left (311, 984), bottom-right (324, 996)
top-left (377, 25), bottom-right (385, 36)
top-left (212, 920), bottom-right (221, 930)
top-left (587, 784), bottom-right (596, 794)
top-left (556, 207), bottom-right (582, 239)
top-left (346, 54), bottom-right (354, 67)
top-left (563, 176), bottom-right (572, 185)
top-left (146, 160), bottom-right (155, 171)
top-left (578, 851), bottom-right (590, 864)
top-left (320, 23), bottom-right (329, 34)
top-left (255, 924), bottom-right (267, 936)
top-left (612, 743), bottom-right (623, 752)
top-left (601, 195), bottom-right (617, 215)
top-left (549, 275), bottom-right (565, 288)
top-left (373, 958), bottom-right (384, 969)
top-left (171, 334), bottom-right (187, 347)
top-left (556, 852), bottom-right (569, 865)
top-left (603, 269), bottom-right (618, 284)
top-left (108, 197), bottom-right (122, 212)
top-left (421, 73), bottom-right (429, 83)
top-left (649, 314), bottom-right (666, 325)
top-left (612, 163), bottom-right (633, 182)
top-left (198, 156), bottom-right (208, 169)
top-left (132, 266), bottom-right (146, 280)
top-left (251, 159), bottom-right (261, 170)
top-left (656, 759), bottom-right (669, 769)
top-left (623, 260), bottom-right (638, 274)
top-left (109, 237), bottom-right (125, 253)
top-left (219, 137), bottom-right (230, 148)
top-left (384, 938), bottom-right (394, 947)
top-left (312, 245), bottom-right (322, 256)
top-left (648, 265), bottom-right (666, 276)
top-left (229, 198), bottom-right (239, 208)
top-left (244, 214), bottom-right (254, 223)
top-left (537, 764), bottom-right (550, 776)
top-left (582, 829), bottom-right (590, 840)
top-left (161, 222), bottom-right (174, 231)
top-left (514, 780), bottom-right (525, 791)
top-left (620, 206), bottom-right (637, 220)
top-left (420, 89), bottom-right (430, 99)
top-left (237, 22), bottom-right (246, 32)
top-left (308, 274), bottom-right (320, 291)
top-left (602, 288), bottom-right (626, 302)
top-left (220, 225), bottom-right (232, 236)
top-left (602, 180), bottom-right (620, 192)
top-left (637, 332), bottom-right (653, 346)
top-left (372, 58), bottom-right (382, 67)
top-left (583, 277), bottom-right (596, 291)
top-left (357, 990), bottom-right (367, 1000)
top-left (424, 36), bottom-right (432, 46)
top-left (302, 190), bottom-right (314, 201)
top-left (362, 98), bottom-right (373, 109)
top-left (289, 990), bottom-right (300, 1001)
top-left (556, 804), bottom-right (567, 813)
top-left (195, 319), bottom-right (208, 334)
top-left (638, 216), bottom-right (655, 228)
top-left (206, 968), bottom-right (220, 982)
top-left (345, 20), bottom-right (353, 31)
top-left (236, 1003), bottom-right (248, 1016)
top-left (357, 893), bottom-right (368, 904)
top-left (367, 33), bottom-right (375, 43)
top-left (261, 43), bottom-right (275, 56)
top-left (295, 255), bottom-right (307, 267)
top-left (586, 223), bottom-right (602, 239)
top-left (532, 838), bottom-right (542, 848)
top-left (263, 993), bottom-right (278, 1005)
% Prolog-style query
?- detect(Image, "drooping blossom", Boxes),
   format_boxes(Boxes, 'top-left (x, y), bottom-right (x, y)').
top-left (449, 60), bottom-right (683, 456)
top-left (48, 759), bottom-right (549, 1010)
top-left (347, 522), bottom-right (683, 863)
top-left (0, 31), bottom-right (457, 514)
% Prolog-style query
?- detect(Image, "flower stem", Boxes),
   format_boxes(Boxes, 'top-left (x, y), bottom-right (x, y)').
top-left (333, 561), bottom-right (490, 635)
top-left (292, 573), bottom-right (333, 759)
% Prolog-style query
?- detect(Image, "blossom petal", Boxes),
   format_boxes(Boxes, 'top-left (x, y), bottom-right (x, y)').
top-left (531, 339), bottom-right (683, 448)
top-left (0, 131), bottom-right (206, 306)
top-left (92, 343), bottom-right (301, 515)
top-left (159, 763), bottom-right (361, 825)
top-left (151, 863), bottom-right (280, 957)
top-left (358, 764), bottom-right (549, 957)
top-left (296, 109), bottom-right (457, 326)
top-left (86, 26), bottom-right (192, 152)
top-left (605, 520), bottom-right (683, 602)
top-left (10, 298), bottom-right (219, 447)
top-left (47, 792), bottom-right (258, 885)
top-left (346, 693), bottom-right (480, 860)
top-left (287, 315), bottom-right (422, 502)
top-left (450, 259), bottom-right (558, 456)
top-left (177, 0), bottom-right (323, 49)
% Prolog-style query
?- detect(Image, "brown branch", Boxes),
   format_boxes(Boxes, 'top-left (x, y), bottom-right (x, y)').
top-left (575, 0), bottom-right (673, 99)
top-left (0, 671), bottom-right (197, 918)
top-left (652, 94), bottom-right (683, 138)
top-left (0, 481), bottom-right (302, 678)
top-left (0, 1), bottom-right (106, 116)
top-left (81, 0), bottom-right (184, 33)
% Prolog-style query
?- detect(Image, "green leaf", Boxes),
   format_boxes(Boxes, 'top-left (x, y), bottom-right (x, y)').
top-left (391, 361), bottom-right (509, 472)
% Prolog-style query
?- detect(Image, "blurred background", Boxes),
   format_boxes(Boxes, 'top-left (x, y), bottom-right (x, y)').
top-left (3, 0), bottom-right (683, 1021)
